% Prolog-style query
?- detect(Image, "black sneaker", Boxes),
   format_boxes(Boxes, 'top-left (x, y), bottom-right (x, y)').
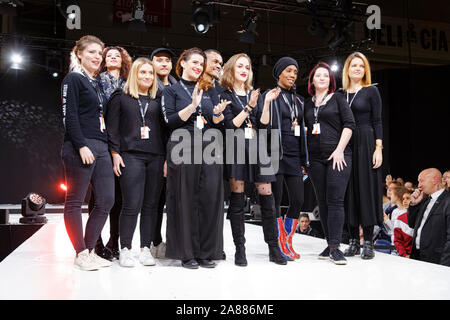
top-left (329, 247), bottom-right (347, 265)
top-left (318, 246), bottom-right (330, 260)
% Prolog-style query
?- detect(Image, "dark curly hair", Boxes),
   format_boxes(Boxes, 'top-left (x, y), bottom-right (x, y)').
top-left (95, 46), bottom-right (132, 81)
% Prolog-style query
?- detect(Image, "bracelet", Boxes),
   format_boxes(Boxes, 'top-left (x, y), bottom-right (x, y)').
top-left (213, 112), bottom-right (222, 117)
top-left (244, 105), bottom-right (253, 113)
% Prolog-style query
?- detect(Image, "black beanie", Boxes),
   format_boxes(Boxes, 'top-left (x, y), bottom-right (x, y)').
top-left (272, 57), bottom-right (299, 80)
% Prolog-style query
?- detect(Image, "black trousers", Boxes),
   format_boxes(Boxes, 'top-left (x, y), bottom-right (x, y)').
top-left (88, 175), bottom-right (122, 248)
top-left (165, 139), bottom-right (224, 261)
top-left (119, 152), bottom-right (164, 249)
top-left (62, 139), bottom-right (115, 254)
top-left (152, 178), bottom-right (166, 246)
top-left (272, 173), bottom-right (304, 219)
top-left (308, 154), bottom-right (352, 247)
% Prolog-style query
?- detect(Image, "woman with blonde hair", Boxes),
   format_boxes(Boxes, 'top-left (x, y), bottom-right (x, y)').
top-left (220, 53), bottom-right (287, 266)
top-left (341, 52), bottom-right (384, 260)
top-left (106, 57), bottom-right (167, 267)
top-left (62, 35), bottom-right (114, 271)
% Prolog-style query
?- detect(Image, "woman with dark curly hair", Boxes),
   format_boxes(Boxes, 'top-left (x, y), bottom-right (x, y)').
top-left (89, 46), bottom-right (132, 261)
top-left (96, 46), bottom-right (132, 100)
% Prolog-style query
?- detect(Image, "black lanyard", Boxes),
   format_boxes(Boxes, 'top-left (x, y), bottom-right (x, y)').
top-left (280, 92), bottom-right (298, 123)
top-left (232, 90), bottom-right (251, 125)
top-left (312, 94), bottom-right (328, 124)
top-left (80, 68), bottom-right (104, 115)
top-left (137, 97), bottom-right (149, 127)
top-left (180, 81), bottom-right (202, 115)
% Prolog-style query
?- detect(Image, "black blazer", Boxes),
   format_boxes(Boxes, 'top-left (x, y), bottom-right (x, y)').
top-left (408, 190), bottom-right (450, 266)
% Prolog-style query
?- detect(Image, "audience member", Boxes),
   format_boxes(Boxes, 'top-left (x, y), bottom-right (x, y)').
top-left (408, 168), bottom-right (450, 266)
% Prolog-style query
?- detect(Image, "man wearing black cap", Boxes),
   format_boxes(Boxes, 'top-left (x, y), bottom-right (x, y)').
top-left (151, 47), bottom-right (178, 92)
top-left (150, 47), bottom-right (177, 259)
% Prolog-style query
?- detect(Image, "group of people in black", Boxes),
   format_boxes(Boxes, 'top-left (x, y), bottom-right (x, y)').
top-left (61, 35), bottom-right (385, 271)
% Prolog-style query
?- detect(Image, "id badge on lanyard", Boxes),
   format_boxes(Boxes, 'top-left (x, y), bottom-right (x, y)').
top-left (245, 119), bottom-right (254, 139)
top-left (312, 106), bottom-right (321, 135)
top-left (138, 98), bottom-right (150, 139)
top-left (99, 113), bottom-right (106, 133)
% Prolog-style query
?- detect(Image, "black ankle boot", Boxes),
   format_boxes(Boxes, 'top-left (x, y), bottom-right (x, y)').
top-left (344, 239), bottom-right (361, 257)
top-left (105, 238), bottom-right (120, 260)
top-left (361, 241), bottom-right (375, 260)
top-left (234, 245), bottom-right (247, 266)
top-left (268, 246), bottom-right (288, 265)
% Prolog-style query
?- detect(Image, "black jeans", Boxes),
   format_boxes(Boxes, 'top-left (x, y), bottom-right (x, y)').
top-left (119, 152), bottom-right (164, 249)
top-left (308, 154), bottom-right (352, 248)
top-left (272, 174), bottom-right (304, 219)
top-left (62, 139), bottom-right (115, 254)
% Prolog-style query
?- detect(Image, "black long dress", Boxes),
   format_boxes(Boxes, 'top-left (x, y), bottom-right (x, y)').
top-left (344, 85), bottom-right (383, 228)
top-left (161, 79), bottom-right (224, 261)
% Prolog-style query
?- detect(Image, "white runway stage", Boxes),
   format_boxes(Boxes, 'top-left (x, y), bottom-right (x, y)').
top-left (1, 213), bottom-right (450, 300)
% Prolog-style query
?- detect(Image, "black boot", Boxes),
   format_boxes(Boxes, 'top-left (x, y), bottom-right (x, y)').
top-left (259, 194), bottom-right (287, 265)
top-left (94, 237), bottom-right (113, 261)
top-left (105, 237), bottom-right (120, 260)
top-left (344, 239), bottom-right (361, 257)
top-left (361, 240), bottom-right (375, 260)
top-left (228, 192), bottom-right (248, 267)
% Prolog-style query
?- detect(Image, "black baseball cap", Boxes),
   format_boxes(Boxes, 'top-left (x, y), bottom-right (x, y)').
top-left (150, 48), bottom-right (175, 60)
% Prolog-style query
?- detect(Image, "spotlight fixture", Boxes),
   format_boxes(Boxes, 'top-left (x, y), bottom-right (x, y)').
top-left (308, 18), bottom-right (328, 38)
top-left (191, 0), bottom-right (213, 34)
top-left (0, 0), bottom-right (24, 7)
top-left (56, 0), bottom-right (80, 19)
top-left (20, 192), bottom-right (48, 224)
top-left (327, 21), bottom-right (348, 50)
top-left (128, 0), bottom-right (147, 32)
top-left (238, 10), bottom-right (259, 44)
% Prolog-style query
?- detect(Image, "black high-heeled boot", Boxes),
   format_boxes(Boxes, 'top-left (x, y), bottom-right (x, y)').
top-left (344, 239), bottom-right (361, 257)
top-left (228, 192), bottom-right (248, 267)
top-left (259, 194), bottom-right (287, 265)
top-left (361, 240), bottom-right (375, 260)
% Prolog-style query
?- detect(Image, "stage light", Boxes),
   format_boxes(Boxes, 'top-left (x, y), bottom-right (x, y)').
top-left (238, 10), bottom-right (259, 44)
top-left (52, 72), bottom-right (59, 78)
top-left (59, 183), bottom-right (67, 191)
top-left (191, 1), bottom-right (213, 34)
top-left (10, 52), bottom-right (24, 70)
top-left (328, 21), bottom-right (348, 50)
top-left (20, 192), bottom-right (48, 224)
top-left (331, 62), bottom-right (339, 72)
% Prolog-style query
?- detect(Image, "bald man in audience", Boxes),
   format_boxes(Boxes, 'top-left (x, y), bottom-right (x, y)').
top-left (408, 168), bottom-right (450, 266)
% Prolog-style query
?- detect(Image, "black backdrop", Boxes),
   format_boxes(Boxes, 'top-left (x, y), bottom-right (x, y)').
top-left (0, 64), bottom-right (449, 204)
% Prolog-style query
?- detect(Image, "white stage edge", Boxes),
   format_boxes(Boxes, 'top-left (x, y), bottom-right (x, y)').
top-left (1, 213), bottom-right (450, 300)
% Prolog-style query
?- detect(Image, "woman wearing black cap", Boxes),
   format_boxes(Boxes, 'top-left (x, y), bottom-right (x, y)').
top-left (161, 47), bottom-right (228, 269)
top-left (266, 57), bottom-right (308, 261)
top-left (220, 53), bottom-right (287, 266)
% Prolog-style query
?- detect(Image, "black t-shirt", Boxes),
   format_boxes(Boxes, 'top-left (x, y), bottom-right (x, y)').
top-left (62, 72), bottom-right (108, 149)
top-left (304, 93), bottom-right (355, 159)
top-left (106, 91), bottom-right (167, 155)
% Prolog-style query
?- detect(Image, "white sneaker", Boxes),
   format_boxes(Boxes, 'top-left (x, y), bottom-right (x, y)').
top-left (150, 242), bottom-right (166, 259)
top-left (74, 249), bottom-right (99, 271)
top-left (119, 248), bottom-right (135, 268)
top-left (139, 247), bottom-right (156, 266)
top-left (90, 250), bottom-right (112, 268)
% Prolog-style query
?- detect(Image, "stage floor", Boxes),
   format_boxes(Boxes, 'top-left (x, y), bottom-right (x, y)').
top-left (1, 213), bottom-right (450, 300)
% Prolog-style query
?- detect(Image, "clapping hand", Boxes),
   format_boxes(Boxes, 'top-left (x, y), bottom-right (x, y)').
top-left (264, 87), bottom-right (281, 104)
